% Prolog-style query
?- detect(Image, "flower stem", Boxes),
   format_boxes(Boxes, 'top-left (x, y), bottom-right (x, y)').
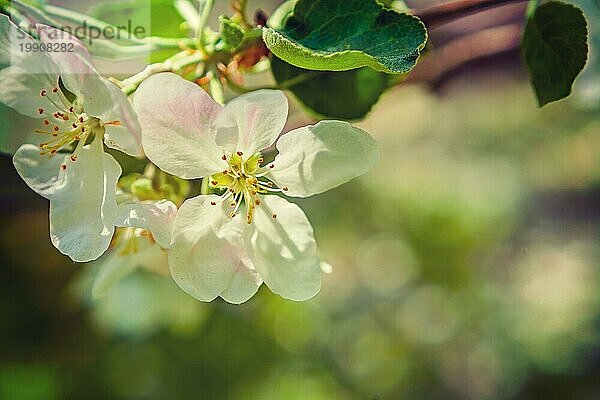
top-left (174, 0), bottom-right (201, 31)
top-left (116, 51), bottom-right (205, 95)
top-left (208, 68), bottom-right (225, 104)
top-left (10, 0), bottom-right (63, 29)
top-left (197, 0), bottom-right (215, 52)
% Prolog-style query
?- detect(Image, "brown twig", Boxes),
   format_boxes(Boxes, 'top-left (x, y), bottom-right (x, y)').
top-left (406, 23), bottom-right (523, 85)
top-left (415, 0), bottom-right (529, 28)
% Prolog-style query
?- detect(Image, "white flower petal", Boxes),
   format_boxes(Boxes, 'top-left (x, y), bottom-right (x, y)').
top-left (169, 195), bottom-right (248, 302)
top-left (0, 65), bottom-right (59, 118)
top-left (270, 121), bottom-right (379, 197)
top-left (220, 255), bottom-right (262, 304)
top-left (115, 200), bottom-right (177, 249)
top-left (223, 89), bottom-right (288, 155)
top-left (78, 77), bottom-right (143, 157)
top-left (49, 135), bottom-right (121, 262)
top-left (134, 73), bottom-right (226, 178)
top-left (13, 144), bottom-right (67, 199)
top-left (247, 195), bottom-right (322, 301)
top-left (0, 17), bottom-right (61, 117)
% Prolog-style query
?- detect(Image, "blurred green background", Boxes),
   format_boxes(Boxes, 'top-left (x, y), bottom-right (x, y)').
top-left (1, 0), bottom-right (600, 399)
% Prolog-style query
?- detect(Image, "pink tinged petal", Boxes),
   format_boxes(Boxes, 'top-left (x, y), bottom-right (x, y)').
top-left (168, 195), bottom-right (251, 302)
top-left (13, 144), bottom-right (67, 199)
top-left (0, 16), bottom-right (62, 118)
top-left (246, 195), bottom-right (322, 301)
top-left (223, 89), bottom-right (288, 155)
top-left (134, 73), bottom-right (226, 179)
top-left (270, 120), bottom-right (380, 198)
top-left (115, 200), bottom-right (177, 249)
top-left (36, 24), bottom-right (97, 94)
top-left (49, 134), bottom-right (121, 262)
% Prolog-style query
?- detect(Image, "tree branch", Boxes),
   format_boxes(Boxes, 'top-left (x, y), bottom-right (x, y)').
top-left (415, 0), bottom-right (529, 28)
top-left (405, 23), bottom-right (523, 85)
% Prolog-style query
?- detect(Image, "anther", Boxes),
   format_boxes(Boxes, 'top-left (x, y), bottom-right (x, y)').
top-left (211, 180), bottom-right (218, 186)
top-left (230, 202), bottom-right (236, 207)
top-left (237, 151), bottom-right (243, 156)
top-left (52, 87), bottom-right (59, 93)
top-left (269, 164), bottom-right (274, 169)
top-left (222, 155), bottom-right (227, 160)
top-left (43, 120), bottom-right (50, 126)
top-left (267, 182), bottom-right (273, 188)
top-left (210, 201), bottom-right (216, 205)
top-left (79, 117), bottom-right (84, 123)
top-left (60, 163), bottom-right (67, 170)
top-left (38, 108), bottom-right (44, 115)
top-left (282, 186), bottom-right (288, 191)
top-left (255, 199), bottom-right (260, 205)
top-left (70, 155), bottom-right (77, 161)
top-left (40, 90), bottom-right (47, 97)
top-left (272, 213), bottom-right (277, 219)
top-left (72, 123), bottom-right (78, 128)
top-left (230, 212), bottom-right (236, 218)
top-left (258, 157), bottom-right (264, 163)
top-left (69, 106), bottom-right (74, 112)
top-left (53, 126), bottom-right (59, 132)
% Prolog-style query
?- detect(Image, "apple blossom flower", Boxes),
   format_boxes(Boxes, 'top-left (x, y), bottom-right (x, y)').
top-left (0, 16), bottom-right (143, 261)
top-left (134, 73), bottom-right (379, 303)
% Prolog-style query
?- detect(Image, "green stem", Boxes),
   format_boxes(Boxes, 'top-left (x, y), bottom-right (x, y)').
top-left (117, 51), bottom-right (204, 95)
top-left (200, 177), bottom-right (211, 195)
top-left (174, 0), bottom-right (200, 31)
top-left (31, 3), bottom-right (195, 49)
top-left (10, 0), bottom-right (63, 29)
top-left (208, 68), bottom-right (225, 104)
top-left (197, 0), bottom-right (214, 51)
top-left (2, 5), bottom-right (32, 32)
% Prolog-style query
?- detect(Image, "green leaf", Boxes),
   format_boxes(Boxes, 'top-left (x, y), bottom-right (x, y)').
top-left (271, 56), bottom-right (389, 120)
top-left (263, 0), bottom-right (427, 74)
top-left (522, 1), bottom-right (589, 106)
top-left (219, 16), bottom-right (244, 50)
top-left (91, 0), bottom-right (186, 62)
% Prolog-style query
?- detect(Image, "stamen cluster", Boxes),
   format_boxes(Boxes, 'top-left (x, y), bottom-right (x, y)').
top-left (209, 152), bottom-right (288, 224)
